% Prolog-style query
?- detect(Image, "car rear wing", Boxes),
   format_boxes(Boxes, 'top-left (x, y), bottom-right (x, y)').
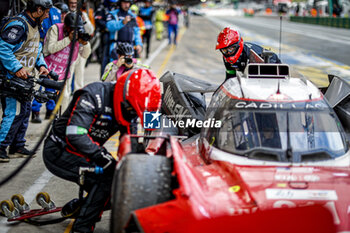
top-left (323, 74), bottom-right (350, 131)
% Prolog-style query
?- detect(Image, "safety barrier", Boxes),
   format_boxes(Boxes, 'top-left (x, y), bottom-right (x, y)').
top-left (290, 16), bottom-right (350, 29)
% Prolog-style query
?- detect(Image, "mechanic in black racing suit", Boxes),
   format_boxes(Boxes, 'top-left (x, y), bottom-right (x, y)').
top-left (42, 68), bottom-right (161, 233)
top-left (216, 27), bottom-right (281, 80)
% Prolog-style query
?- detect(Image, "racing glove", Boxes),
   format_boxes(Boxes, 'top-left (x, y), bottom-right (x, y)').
top-left (92, 148), bottom-right (117, 174)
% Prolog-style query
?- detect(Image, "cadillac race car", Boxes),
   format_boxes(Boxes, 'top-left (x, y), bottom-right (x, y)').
top-left (110, 62), bottom-right (350, 233)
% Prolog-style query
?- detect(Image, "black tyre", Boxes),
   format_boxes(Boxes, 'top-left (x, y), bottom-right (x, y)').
top-left (110, 154), bottom-right (172, 233)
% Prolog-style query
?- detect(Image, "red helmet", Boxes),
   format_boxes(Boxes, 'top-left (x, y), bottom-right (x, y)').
top-left (216, 27), bottom-right (244, 65)
top-left (113, 69), bottom-right (162, 131)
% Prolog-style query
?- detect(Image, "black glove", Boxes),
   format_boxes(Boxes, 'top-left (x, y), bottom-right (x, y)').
top-left (93, 148), bottom-right (117, 174)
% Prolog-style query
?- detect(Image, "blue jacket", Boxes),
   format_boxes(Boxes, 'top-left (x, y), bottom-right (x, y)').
top-left (0, 12), bottom-right (47, 78)
top-left (139, 6), bottom-right (154, 29)
top-left (106, 9), bottom-right (142, 56)
top-left (40, 7), bottom-right (61, 40)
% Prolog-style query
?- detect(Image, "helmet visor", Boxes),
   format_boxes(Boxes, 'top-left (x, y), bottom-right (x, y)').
top-left (220, 41), bottom-right (240, 57)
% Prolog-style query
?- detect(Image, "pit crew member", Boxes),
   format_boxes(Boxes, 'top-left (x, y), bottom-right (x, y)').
top-left (42, 69), bottom-right (161, 233)
top-left (216, 27), bottom-right (281, 80)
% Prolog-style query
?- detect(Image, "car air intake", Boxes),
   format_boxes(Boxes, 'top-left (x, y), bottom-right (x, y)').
top-left (301, 152), bottom-right (332, 162)
top-left (246, 64), bottom-right (290, 79)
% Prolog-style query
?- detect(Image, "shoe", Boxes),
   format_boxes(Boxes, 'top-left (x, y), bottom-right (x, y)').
top-left (45, 110), bottom-right (53, 120)
top-left (9, 146), bottom-right (35, 158)
top-left (61, 198), bottom-right (83, 218)
top-left (0, 149), bottom-right (9, 163)
top-left (31, 112), bottom-right (42, 123)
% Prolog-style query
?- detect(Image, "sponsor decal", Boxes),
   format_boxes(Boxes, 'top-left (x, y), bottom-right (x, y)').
top-left (100, 114), bottom-right (112, 120)
top-left (163, 85), bottom-right (189, 119)
top-left (276, 167), bottom-right (314, 173)
top-left (229, 206), bottom-right (259, 216)
top-left (274, 174), bottom-right (320, 182)
top-left (90, 127), bottom-right (109, 139)
top-left (105, 106), bottom-right (112, 113)
top-left (80, 99), bottom-right (95, 110)
top-left (96, 94), bottom-right (102, 108)
top-left (228, 185), bottom-right (240, 193)
top-left (266, 189), bottom-right (338, 201)
top-left (333, 173), bottom-right (349, 177)
top-left (234, 101), bottom-right (327, 110)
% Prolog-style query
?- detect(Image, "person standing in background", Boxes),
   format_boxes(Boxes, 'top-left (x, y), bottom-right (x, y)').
top-left (81, 0), bottom-right (95, 29)
top-left (54, 2), bottom-right (69, 22)
top-left (106, 0), bottom-right (143, 62)
top-left (139, 0), bottom-right (154, 58)
top-left (43, 12), bottom-right (91, 112)
top-left (130, 4), bottom-right (146, 43)
top-left (95, 0), bottom-right (118, 76)
top-left (31, 3), bottom-right (61, 123)
top-left (67, 0), bottom-right (93, 95)
top-left (166, 3), bottom-right (180, 45)
top-left (154, 7), bottom-right (166, 40)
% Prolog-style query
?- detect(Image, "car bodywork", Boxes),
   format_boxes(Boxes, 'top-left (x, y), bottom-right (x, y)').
top-left (113, 63), bottom-right (350, 233)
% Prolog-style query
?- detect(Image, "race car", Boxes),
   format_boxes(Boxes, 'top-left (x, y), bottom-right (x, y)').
top-left (109, 62), bottom-right (350, 233)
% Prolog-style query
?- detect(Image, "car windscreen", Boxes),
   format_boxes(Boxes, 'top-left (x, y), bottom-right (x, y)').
top-left (213, 109), bottom-right (348, 162)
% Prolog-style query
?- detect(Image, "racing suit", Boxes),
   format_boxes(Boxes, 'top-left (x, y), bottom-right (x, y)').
top-left (0, 12), bottom-right (47, 152)
top-left (106, 9), bottom-right (142, 62)
top-left (43, 82), bottom-right (126, 232)
top-left (139, 6), bottom-right (154, 58)
top-left (32, 6), bottom-right (62, 119)
top-left (224, 42), bottom-right (281, 80)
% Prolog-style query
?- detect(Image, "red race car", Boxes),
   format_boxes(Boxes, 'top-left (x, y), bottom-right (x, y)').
top-left (110, 62), bottom-right (350, 233)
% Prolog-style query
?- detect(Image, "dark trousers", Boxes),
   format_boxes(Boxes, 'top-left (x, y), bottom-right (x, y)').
top-left (43, 138), bottom-right (113, 232)
top-left (142, 28), bottom-right (153, 58)
top-left (100, 33), bottom-right (110, 77)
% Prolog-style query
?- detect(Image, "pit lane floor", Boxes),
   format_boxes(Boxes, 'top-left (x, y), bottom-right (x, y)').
top-left (1, 15), bottom-right (348, 233)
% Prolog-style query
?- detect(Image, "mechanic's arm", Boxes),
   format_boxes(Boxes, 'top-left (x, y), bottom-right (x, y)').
top-left (0, 21), bottom-right (27, 76)
top-left (65, 93), bottom-right (105, 158)
top-left (44, 25), bottom-right (71, 56)
top-left (106, 13), bottom-right (125, 33)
